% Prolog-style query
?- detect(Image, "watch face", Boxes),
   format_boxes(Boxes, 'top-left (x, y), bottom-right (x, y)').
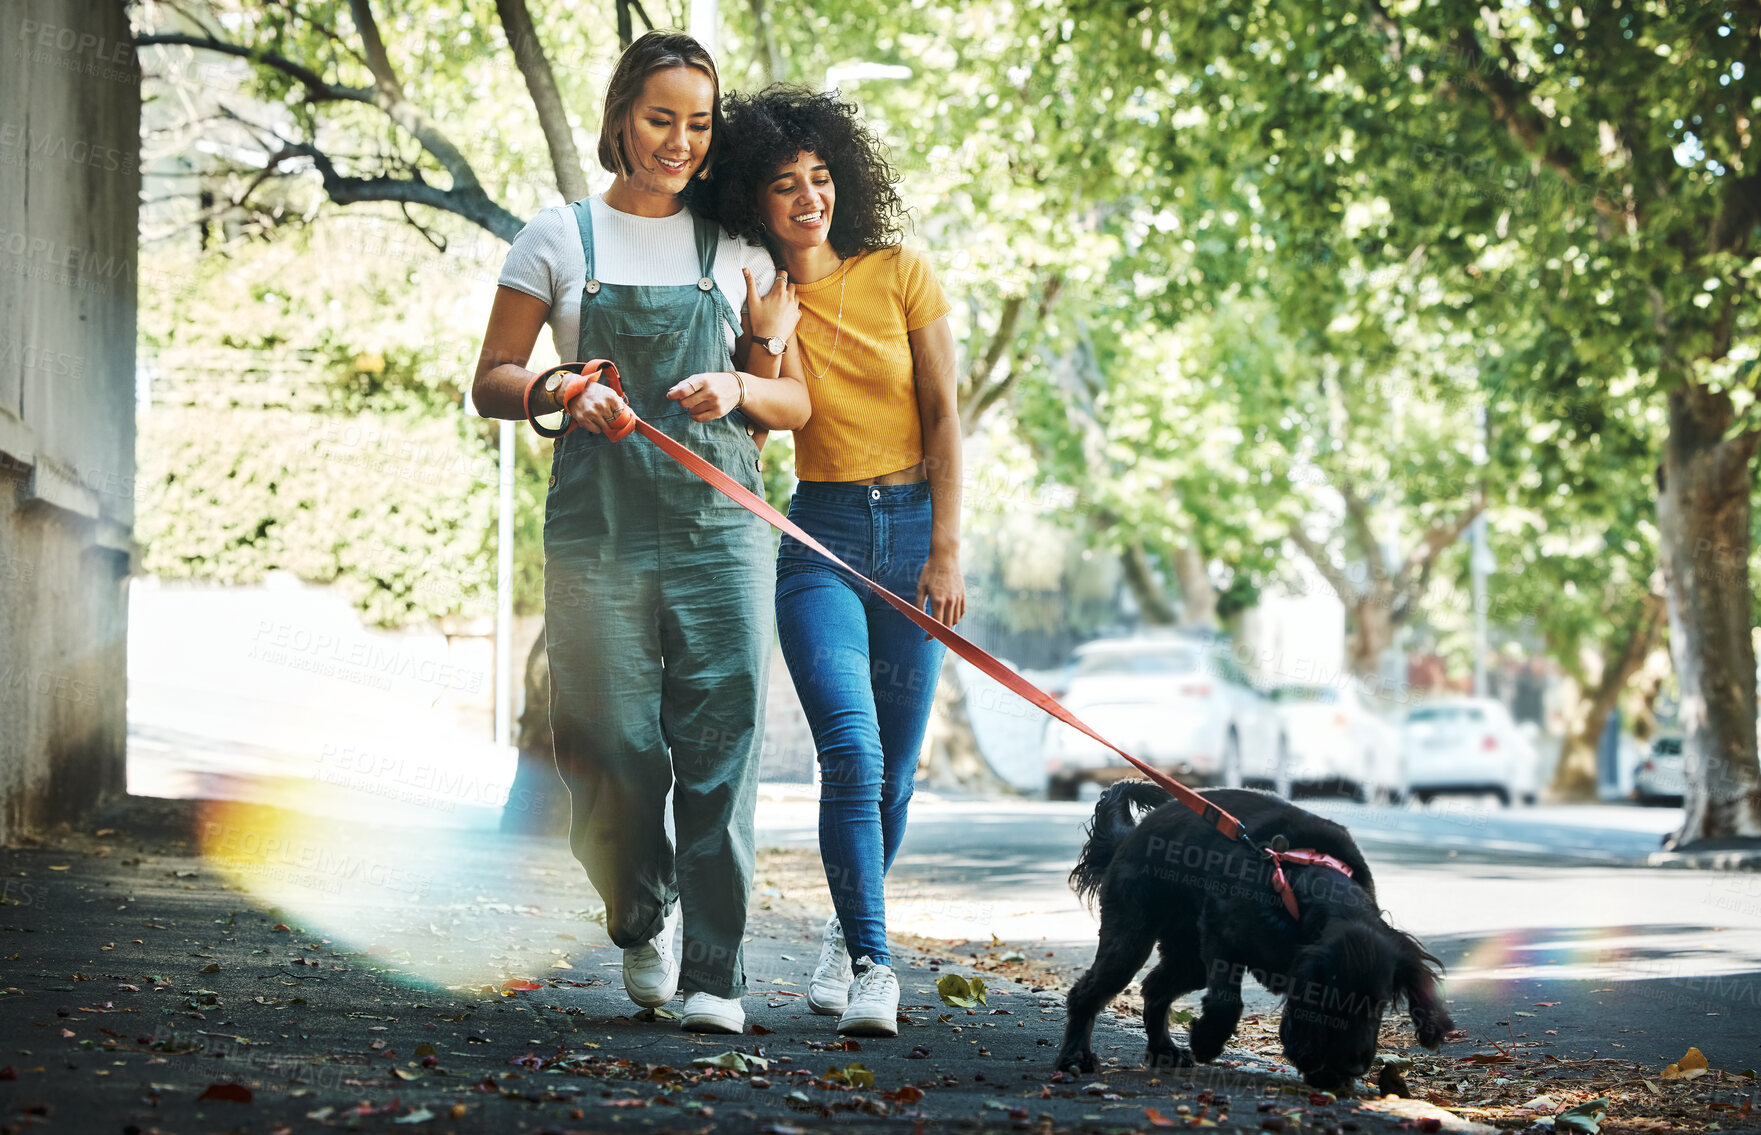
top-left (765, 337), bottom-right (785, 355)
top-left (545, 375), bottom-right (565, 392)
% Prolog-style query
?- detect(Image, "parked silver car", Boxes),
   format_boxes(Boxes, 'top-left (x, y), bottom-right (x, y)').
top-left (1268, 682), bottom-right (1402, 802)
top-left (1042, 635), bottom-right (1285, 800)
top-left (1632, 734), bottom-right (1684, 804)
top-left (1399, 697), bottom-right (1539, 806)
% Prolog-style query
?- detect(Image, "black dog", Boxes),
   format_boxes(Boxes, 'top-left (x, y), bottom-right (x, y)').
top-left (1055, 782), bottom-right (1453, 1090)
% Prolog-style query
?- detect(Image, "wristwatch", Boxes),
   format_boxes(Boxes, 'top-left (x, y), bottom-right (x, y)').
top-left (543, 372), bottom-right (571, 413)
top-left (756, 335), bottom-right (786, 357)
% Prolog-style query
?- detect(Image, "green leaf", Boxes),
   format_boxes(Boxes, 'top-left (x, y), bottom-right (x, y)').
top-left (1555, 1098), bottom-right (1609, 1135)
top-left (935, 974), bottom-right (987, 1009)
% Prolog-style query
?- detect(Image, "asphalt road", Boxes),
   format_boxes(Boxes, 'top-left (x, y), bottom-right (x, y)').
top-left (756, 796), bottom-right (1761, 1076)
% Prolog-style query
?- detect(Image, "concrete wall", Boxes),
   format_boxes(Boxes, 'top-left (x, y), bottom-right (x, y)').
top-left (0, 0), bottom-right (139, 839)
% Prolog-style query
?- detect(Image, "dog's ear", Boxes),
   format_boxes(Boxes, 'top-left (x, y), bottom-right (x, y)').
top-left (1391, 930), bottom-right (1454, 1048)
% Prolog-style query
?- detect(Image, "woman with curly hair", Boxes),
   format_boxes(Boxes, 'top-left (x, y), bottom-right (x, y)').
top-left (712, 86), bottom-right (965, 1037)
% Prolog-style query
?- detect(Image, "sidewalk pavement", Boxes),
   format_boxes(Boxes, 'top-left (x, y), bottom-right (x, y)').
top-left (0, 797), bottom-right (1524, 1134)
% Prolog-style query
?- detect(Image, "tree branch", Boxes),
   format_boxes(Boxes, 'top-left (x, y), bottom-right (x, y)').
top-left (290, 144), bottom-right (524, 242)
top-left (962, 295), bottom-right (1024, 406)
top-left (135, 32), bottom-right (372, 102)
top-left (1709, 172), bottom-right (1761, 257)
top-left (1340, 481), bottom-right (1388, 590)
top-left (347, 0), bottom-right (400, 92)
top-left (1443, 17), bottom-right (1627, 226)
top-left (747, 0), bottom-right (785, 83)
top-left (345, 0), bottom-right (486, 196)
top-left (1120, 540), bottom-right (1179, 625)
top-left (1287, 521), bottom-right (1364, 605)
top-left (964, 274), bottom-right (1065, 432)
top-left (1391, 486), bottom-right (1486, 599)
top-left (495, 0), bottom-right (589, 201)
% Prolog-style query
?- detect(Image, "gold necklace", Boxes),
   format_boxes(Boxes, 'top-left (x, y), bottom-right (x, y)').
top-left (804, 258), bottom-right (848, 381)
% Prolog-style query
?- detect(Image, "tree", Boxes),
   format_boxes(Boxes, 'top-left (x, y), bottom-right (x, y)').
top-left (1055, 0), bottom-right (1760, 846)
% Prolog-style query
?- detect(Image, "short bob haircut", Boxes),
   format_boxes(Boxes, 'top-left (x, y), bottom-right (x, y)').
top-left (597, 30), bottom-right (723, 179)
top-left (708, 85), bottom-right (907, 259)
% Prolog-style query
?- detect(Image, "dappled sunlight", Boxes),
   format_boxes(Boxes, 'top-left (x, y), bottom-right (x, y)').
top-left (195, 798), bottom-right (610, 995)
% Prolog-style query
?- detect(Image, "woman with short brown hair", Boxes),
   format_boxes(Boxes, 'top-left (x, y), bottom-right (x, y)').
top-left (471, 32), bottom-right (809, 1035)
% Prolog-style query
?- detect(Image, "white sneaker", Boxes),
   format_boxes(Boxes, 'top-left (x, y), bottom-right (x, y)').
top-left (837, 957), bottom-right (899, 1037)
top-left (681, 990), bottom-right (745, 1034)
top-left (622, 905), bottom-right (680, 1008)
top-left (807, 914), bottom-right (853, 1016)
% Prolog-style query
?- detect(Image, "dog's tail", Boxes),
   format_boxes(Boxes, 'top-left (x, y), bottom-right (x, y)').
top-left (1069, 779), bottom-right (1172, 906)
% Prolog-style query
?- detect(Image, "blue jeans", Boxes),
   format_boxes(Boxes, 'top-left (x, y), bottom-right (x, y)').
top-left (775, 480), bottom-right (947, 967)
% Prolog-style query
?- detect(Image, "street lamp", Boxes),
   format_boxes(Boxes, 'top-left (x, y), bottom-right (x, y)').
top-left (824, 62), bottom-right (914, 92)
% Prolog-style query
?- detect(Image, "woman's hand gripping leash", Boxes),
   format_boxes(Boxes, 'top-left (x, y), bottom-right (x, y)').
top-left (526, 361), bottom-right (636, 441)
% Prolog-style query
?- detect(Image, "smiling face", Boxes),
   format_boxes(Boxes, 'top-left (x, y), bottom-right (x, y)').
top-left (616, 66), bottom-right (715, 197)
top-left (759, 150), bottom-right (836, 256)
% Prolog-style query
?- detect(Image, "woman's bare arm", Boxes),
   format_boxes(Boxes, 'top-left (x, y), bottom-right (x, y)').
top-left (470, 287), bottom-right (551, 420)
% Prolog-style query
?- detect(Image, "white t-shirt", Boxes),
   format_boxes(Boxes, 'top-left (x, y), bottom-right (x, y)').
top-left (496, 196), bottom-right (777, 355)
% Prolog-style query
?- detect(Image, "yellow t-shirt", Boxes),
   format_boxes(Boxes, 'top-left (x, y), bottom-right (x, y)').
top-left (789, 246), bottom-right (951, 481)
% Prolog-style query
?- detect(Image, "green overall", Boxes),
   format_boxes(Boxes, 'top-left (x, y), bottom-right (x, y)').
top-left (543, 200), bottom-right (771, 999)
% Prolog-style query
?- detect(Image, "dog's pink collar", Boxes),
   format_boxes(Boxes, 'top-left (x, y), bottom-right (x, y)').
top-left (1265, 848), bottom-right (1355, 920)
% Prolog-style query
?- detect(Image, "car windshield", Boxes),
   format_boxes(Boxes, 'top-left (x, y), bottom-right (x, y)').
top-left (1269, 686), bottom-right (1339, 705)
top-left (1072, 647), bottom-right (1201, 677)
top-left (1407, 705), bottom-right (1486, 724)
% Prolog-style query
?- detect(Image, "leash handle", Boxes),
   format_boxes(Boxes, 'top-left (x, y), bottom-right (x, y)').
top-left (527, 360), bottom-right (635, 441)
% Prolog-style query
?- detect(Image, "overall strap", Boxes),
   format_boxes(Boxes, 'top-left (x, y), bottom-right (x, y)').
top-left (571, 198), bottom-right (600, 300)
top-left (692, 209), bottom-right (719, 276)
top-left (691, 210), bottom-right (742, 341)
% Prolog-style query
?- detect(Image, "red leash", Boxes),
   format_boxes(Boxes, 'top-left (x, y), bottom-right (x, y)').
top-left (530, 360), bottom-right (1355, 916)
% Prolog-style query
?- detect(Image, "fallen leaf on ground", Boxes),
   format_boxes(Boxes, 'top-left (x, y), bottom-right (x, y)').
top-left (394, 1108), bottom-right (435, 1124)
top-left (1144, 1107), bottom-right (1179, 1127)
top-left (501, 978), bottom-right (542, 992)
top-left (692, 1051), bottom-right (769, 1073)
top-left (827, 1062), bottom-right (874, 1089)
top-left (935, 973), bottom-right (987, 1008)
top-left (881, 1085), bottom-right (924, 1103)
top-left (1555, 1098), bottom-right (1609, 1135)
top-left (1662, 1048), bottom-right (1710, 1081)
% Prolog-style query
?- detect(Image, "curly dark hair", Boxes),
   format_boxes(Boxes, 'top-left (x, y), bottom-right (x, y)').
top-left (703, 85), bottom-right (908, 259)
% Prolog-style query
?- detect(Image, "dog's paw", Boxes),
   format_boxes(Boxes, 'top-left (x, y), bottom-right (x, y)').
top-left (1186, 1016), bottom-right (1231, 1063)
top-left (1145, 1045), bottom-right (1195, 1069)
top-left (1054, 1048), bottom-right (1098, 1075)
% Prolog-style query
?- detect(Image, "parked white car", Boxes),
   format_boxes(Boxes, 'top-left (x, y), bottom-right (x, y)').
top-left (1042, 635), bottom-right (1285, 800)
top-left (1268, 683), bottom-right (1402, 802)
top-left (1399, 697), bottom-right (1540, 806)
top-left (1632, 734), bottom-right (1685, 804)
